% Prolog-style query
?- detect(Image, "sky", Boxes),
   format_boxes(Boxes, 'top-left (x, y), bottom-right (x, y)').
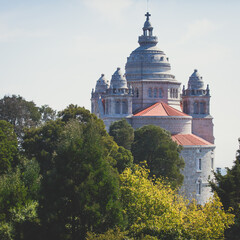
top-left (0, 0), bottom-right (240, 169)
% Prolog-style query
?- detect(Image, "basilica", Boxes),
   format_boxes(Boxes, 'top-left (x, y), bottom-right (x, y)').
top-left (91, 12), bottom-right (215, 204)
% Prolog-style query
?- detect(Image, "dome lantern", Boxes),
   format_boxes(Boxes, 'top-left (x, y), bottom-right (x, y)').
top-left (138, 12), bottom-right (158, 46)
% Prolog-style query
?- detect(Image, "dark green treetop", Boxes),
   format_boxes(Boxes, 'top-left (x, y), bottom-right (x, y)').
top-left (0, 95), bottom-right (41, 140)
top-left (131, 125), bottom-right (184, 188)
top-left (0, 120), bottom-right (18, 174)
top-left (38, 119), bottom-right (124, 239)
top-left (109, 119), bottom-right (134, 150)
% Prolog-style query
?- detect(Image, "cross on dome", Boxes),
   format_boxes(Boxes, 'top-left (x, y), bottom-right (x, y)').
top-left (145, 12), bottom-right (151, 21)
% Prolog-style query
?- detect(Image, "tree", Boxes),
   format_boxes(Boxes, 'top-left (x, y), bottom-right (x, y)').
top-left (39, 120), bottom-right (124, 240)
top-left (209, 141), bottom-right (240, 239)
top-left (58, 104), bottom-right (102, 126)
top-left (23, 105), bottom-right (133, 175)
top-left (109, 119), bottom-right (134, 150)
top-left (23, 106), bottom-right (133, 239)
top-left (23, 119), bottom-right (64, 176)
top-left (0, 120), bottom-right (18, 174)
top-left (101, 135), bottom-right (133, 174)
top-left (39, 105), bottom-right (56, 123)
top-left (0, 158), bottom-right (40, 240)
top-left (131, 125), bottom-right (184, 188)
top-left (86, 228), bottom-right (129, 240)
top-left (118, 164), bottom-right (234, 240)
top-left (0, 95), bottom-right (41, 141)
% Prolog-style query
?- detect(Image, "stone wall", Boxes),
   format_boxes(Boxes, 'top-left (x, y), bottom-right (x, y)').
top-left (131, 116), bottom-right (192, 134)
top-left (192, 117), bottom-right (214, 144)
top-left (180, 145), bottom-right (215, 205)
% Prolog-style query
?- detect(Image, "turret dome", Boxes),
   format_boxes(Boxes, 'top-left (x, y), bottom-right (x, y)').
top-left (95, 74), bottom-right (109, 93)
top-left (188, 69), bottom-right (204, 90)
top-left (110, 67), bottom-right (128, 91)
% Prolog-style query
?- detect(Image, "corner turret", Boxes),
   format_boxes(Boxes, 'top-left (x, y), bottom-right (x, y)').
top-left (182, 69), bottom-right (214, 143)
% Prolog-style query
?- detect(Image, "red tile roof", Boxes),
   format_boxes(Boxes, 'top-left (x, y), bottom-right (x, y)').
top-left (172, 134), bottom-right (213, 146)
top-left (134, 102), bottom-right (189, 117)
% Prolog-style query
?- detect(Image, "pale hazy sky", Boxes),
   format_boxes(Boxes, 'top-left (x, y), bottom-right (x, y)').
top-left (0, 0), bottom-right (240, 169)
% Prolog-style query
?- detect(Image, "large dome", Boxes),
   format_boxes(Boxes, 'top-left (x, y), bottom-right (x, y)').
top-left (125, 12), bottom-right (175, 82)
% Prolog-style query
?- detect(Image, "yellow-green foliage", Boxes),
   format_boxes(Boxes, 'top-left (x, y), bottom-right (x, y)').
top-left (86, 228), bottom-right (128, 240)
top-left (120, 164), bottom-right (234, 240)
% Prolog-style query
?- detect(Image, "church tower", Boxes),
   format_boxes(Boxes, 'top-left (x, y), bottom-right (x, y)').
top-left (125, 12), bottom-right (181, 112)
top-left (182, 70), bottom-right (214, 144)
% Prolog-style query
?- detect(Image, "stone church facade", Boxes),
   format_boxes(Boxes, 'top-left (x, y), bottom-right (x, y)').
top-left (91, 12), bottom-right (215, 204)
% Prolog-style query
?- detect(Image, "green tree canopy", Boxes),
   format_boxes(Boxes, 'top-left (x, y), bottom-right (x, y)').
top-left (0, 120), bottom-right (18, 174)
top-left (39, 105), bottom-right (56, 123)
top-left (0, 95), bottom-right (41, 140)
top-left (209, 143), bottom-right (240, 239)
top-left (131, 125), bottom-right (184, 188)
top-left (0, 158), bottom-right (40, 240)
top-left (23, 119), bottom-right (64, 176)
top-left (39, 120), bottom-right (124, 240)
top-left (109, 119), bottom-right (134, 150)
top-left (22, 105), bottom-right (133, 239)
top-left (23, 106), bottom-right (133, 175)
top-left (58, 104), bottom-right (103, 127)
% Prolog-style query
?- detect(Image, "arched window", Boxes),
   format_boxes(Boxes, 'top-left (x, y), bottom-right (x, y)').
top-left (154, 88), bottom-right (157, 98)
top-left (108, 99), bottom-right (111, 114)
top-left (183, 101), bottom-right (189, 114)
top-left (160, 56), bottom-right (164, 61)
top-left (122, 100), bottom-right (128, 114)
top-left (148, 88), bottom-right (152, 98)
top-left (135, 88), bottom-right (139, 98)
top-left (105, 99), bottom-right (108, 114)
top-left (196, 180), bottom-right (202, 195)
top-left (196, 158), bottom-right (202, 171)
top-left (200, 102), bottom-right (206, 114)
top-left (173, 89), bottom-right (177, 98)
top-left (175, 89), bottom-right (178, 98)
top-left (115, 100), bottom-right (120, 114)
top-left (194, 102), bottom-right (199, 114)
top-left (159, 88), bottom-right (162, 98)
top-left (170, 88), bottom-right (173, 98)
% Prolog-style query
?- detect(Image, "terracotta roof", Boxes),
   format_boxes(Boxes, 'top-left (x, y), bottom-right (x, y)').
top-left (172, 134), bottom-right (213, 146)
top-left (134, 102), bottom-right (189, 117)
